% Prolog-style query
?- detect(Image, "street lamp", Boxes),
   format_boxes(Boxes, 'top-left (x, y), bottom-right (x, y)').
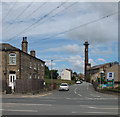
top-left (51, 60), bottom-right (53, 90)
top-left (100, 71), bottom-right (104, 89)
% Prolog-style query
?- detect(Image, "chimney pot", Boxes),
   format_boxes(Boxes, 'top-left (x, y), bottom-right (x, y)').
top-left (22, 37), bottom-right (28, 53)
top-left (30, 50), bottom-right (35, 57)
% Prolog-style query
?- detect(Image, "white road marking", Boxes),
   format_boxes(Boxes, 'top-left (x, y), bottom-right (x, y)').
top-left (78, 94), bottom-right (82, 97)
top-left (90, 94), bottom-right (101, 98)
top-left (74, 88), bottom-right (82, 97)
top-left (86, 112), bottom-right (116, 114)
top-left (72, 111), bottom-right (117, 114)
top-left (1, 109), bottom-right (38, 112)
top-left (66, 98), bottom-right (71, 99)
top-left (93, 107), bottom-right (119, 110)
top-left (2, 103), bottom-right (52, 106)
top-left (74, 88), bottom-right (77, 94)
top-left (89, 106), bottom-right (96, 109)
top-left (85, 97), bottom-right (118, 100)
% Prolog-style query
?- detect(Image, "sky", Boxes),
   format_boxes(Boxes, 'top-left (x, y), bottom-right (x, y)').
top-left (1, 0), bottom-right (119, 74)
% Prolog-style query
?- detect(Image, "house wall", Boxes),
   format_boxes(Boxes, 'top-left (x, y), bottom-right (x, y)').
top-left (20, 52), bottom-right (45, 80)
top-left (2, 51), bottom-right (20, 87)
top-left (1, 50), bottom-right (45, 93)
top-left (105, 64), bottom-right (119, 87)
top-left (61, 70), bottom-right (71, 80)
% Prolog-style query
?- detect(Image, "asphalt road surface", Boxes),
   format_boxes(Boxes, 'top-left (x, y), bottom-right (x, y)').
top-left (2, 82), bottom-right (119, 115)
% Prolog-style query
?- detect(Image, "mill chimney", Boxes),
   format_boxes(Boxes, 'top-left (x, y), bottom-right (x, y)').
top-left (22, 37), bottom-right (28, 53)
top-left (30, 50), bottom-right (35, 57)
top-left (84, 41), bottom-right (89, 79)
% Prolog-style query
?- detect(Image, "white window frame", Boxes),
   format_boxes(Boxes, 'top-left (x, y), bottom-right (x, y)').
top-left (41, 63), bottom-right (44, 67)
top-left (9, 53), bottom-right (16, 65)
top-left (29, 74), bottom-right (32, 79)
top-left (34, 63), bottom-right (36, 70)
top-left (38, 63), bottom-right (40, 70)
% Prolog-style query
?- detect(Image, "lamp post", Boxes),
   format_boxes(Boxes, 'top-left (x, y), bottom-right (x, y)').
top-left (51, 60), bottom-right (53, 90)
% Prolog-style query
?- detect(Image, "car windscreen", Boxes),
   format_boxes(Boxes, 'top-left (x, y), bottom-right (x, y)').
top-left (61, 84), bottom-right (67, 86)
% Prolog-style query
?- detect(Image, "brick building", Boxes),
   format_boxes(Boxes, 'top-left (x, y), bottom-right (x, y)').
top-left (0, 37), bottom-right (45, 93)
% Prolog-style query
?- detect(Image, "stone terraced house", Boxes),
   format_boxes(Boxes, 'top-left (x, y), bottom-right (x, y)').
top-left (0, 37), bottom-right (45, 93)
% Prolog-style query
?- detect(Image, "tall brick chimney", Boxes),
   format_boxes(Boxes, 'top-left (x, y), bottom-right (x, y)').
top-left (30, 50), bottom-right (35, 57)
top-left (22, 37), bottom-right (28, 53)
top-left (84, 41), bottom-right (89, 79)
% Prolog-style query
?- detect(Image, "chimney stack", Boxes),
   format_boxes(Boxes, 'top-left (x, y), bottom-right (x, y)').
top-left (84, 41), bottom-right (89, 80)
top-left (30, 50), bottom-right (35, 57)
top-left (22, 37), bottom-right (28, 53)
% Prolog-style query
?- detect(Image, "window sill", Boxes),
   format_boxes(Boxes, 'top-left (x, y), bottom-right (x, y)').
top-left (9, 64), bottom-right (16, 66)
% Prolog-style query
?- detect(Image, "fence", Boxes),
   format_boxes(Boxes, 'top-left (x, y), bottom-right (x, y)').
top-left (15, 79), bottom-right (44, 93)
top-left (2, 80), bottom-right (7, 92)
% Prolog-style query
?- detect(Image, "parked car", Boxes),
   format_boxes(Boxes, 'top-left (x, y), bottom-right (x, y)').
top-left (76, 80), bottom-right (82, 84)
top-left (59, 83), bottom-right (69, 91)
top-left (80, 80), bottom-right (83, 83)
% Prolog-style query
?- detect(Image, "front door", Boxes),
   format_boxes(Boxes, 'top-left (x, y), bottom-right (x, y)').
top-left (9, 74), bottom-right (16, 90)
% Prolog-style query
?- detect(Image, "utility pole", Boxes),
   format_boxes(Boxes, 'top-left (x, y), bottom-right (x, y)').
top-left (51, 60), bottom-right (53, 90)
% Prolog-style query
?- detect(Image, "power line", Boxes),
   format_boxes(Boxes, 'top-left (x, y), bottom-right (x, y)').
top-left (5, 1), bottom-right (34, 31)
top-left (23, 2), bottom-right (78, 36)
top-left (38, 11), bottom-right (118, 41)
top-left (52, 2), bottom-right (77, 17)
top-left (3, 1), bottom-right (17, 22)
top-left (22, 2), bottom-right (46, 21)
top-left (5, 2), bottom-right (66, 42)
top-left (5, 2), bottom-right (77, 42)
top-left (5, 3), bottom-right (118, 43)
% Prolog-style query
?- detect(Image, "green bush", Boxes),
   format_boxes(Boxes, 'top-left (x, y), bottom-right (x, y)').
top-left (97, 77), bottom-right (105, 84)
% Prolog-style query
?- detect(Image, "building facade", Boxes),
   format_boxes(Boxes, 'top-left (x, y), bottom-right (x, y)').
top-left (61, 69), bottom-right (72, 81)
top-left (87, 62), bottom-right (120, 88)
top-left (0, 37), bottom-right (45, 93)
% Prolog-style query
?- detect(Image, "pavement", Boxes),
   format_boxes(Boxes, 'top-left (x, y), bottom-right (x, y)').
top-left (1, 82), bottom-right (119, 115)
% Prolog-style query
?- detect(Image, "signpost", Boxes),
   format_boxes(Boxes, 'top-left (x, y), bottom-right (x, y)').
top-left (107, 72), bottom-right (114, 88)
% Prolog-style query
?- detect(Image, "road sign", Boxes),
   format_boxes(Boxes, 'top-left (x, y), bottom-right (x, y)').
top-left (107, 72), bottom-right (114, 80)
top-left (107, 72), bottom-right (114, 87)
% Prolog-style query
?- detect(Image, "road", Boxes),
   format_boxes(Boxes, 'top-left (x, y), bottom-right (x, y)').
top-left (2, 82), bottom-right (119, 115)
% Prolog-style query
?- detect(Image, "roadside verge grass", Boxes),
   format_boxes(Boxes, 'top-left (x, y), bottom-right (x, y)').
top-left (44, 79), bottom-right (75, 89)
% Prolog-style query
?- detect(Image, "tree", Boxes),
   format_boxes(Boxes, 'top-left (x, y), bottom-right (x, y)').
top-left (45, 65), bottom-right (50, 79)
top-left (72, 75), bottom-right (76, 81)
top-left (72, 72), bottom-right (78, 81)
top-left (73, 72), bottom-right (77, 76)
top-left (45, 65), bottom-right (59, 79)
top-left (50, 70), bottom-right (59, 79)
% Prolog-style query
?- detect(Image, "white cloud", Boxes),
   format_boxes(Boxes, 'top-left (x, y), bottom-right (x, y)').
top-left (2, 2), bottom-right (118, 44)
top-left (97, 58), bottom-right (106, 62)
top-left (90, 45), bottom-right (113, 56)
top-left (38, 44), bottom-right (83, 54)
top-left (66, 2), bottom-right (118, 45)
top-left (69, 55), bottom-right (84, 73)
top-left (89, 59), bottom-right (96, 66)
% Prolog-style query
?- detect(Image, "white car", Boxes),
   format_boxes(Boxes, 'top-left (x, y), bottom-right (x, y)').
top-left (59, 83), bottom-right (69, 91)
top-left (76, 80), bottom-right (82, 84)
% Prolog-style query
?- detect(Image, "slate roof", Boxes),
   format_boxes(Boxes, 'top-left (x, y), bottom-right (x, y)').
top-left (0, 43), bottom-right (45, 63)
top-left (89, 62), bottom-right (118, 70)
top-left (0, 43), bottom-right (20, 51)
